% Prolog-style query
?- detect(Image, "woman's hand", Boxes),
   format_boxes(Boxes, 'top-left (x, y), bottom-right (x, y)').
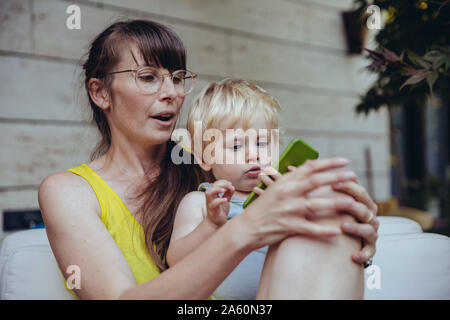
top-left (251, 159), bottom-right (378, 265)
top-left (331, 181), bottom-right (379, 264)
top-left (205, 180), bottom-right (235, 227)
top-left (236, 157), bottom-right (363, 250)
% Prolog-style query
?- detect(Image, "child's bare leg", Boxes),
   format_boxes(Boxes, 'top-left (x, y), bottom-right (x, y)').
top-left (256, 214), bottom-right (364, 299)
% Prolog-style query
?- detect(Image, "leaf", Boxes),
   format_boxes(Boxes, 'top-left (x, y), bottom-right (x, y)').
top-left (423, 50), bottom-right (446, 69)
top-left (423, 50), bottom-right (444, 61)
top-left (426, 71), bottom-right (438, 94)
top-left (381, 47), bottom-right (401, 62)
top-left (399, 70), bottom-right (431, 90)
top-left (415, 58), bottom-right (432, 69)
top-left (364, 48), bottom-right (385, 62)
top-left (407, 51), bottom-right (426, 68)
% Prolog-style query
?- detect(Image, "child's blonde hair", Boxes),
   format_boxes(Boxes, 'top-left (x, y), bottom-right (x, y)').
top-left (187, 78), bottom-right (281, 138)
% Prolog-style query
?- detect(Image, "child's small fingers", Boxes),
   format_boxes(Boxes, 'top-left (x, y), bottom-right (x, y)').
top-left (209, 197), bottom-right (227, 209)
top-left (287, 165), bottom-right (296, 172)
top-left (206, 187), bottom-right (225, 199)
top-left (223, 187), bottom-right (235, 201)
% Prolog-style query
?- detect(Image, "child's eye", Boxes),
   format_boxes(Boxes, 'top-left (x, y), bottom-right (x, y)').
top-left (232, 144), bottom-right (242, 150)
top-left (257, 141), bottom-right (268, 147)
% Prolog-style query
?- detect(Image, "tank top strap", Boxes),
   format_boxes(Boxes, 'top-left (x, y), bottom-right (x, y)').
top-left (66, 164), bottom-right (112, 216)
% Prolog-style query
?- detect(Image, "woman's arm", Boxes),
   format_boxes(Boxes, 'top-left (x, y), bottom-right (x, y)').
top-left (39, 172), bottom-right (138, 299)
top-left (39, 172), bottom-right (249, 300)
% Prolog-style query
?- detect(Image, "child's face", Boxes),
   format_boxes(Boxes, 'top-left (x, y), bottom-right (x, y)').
top-left (203, 115), bottom-right (276, 196)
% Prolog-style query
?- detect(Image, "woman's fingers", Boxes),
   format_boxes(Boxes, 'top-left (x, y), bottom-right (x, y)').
top-left (338, 198), bottom-right (374, 224)
top-left (284, 170), bottom-right (357, 197)
top-left (299, 197), bottom-right (353, 219)
top-left (341, 221), bottom-right (378, 244)
top-left (262, 167), bottom-right (282, 180)
top-left (332, 181), bottom-right (378, 220)
top-left (259, 173), bottom-right (275, 187)
top-left (253, 186), bottom-right (265, 196)
top-left (352, 244), bottom-right (376, 265)
top-left (291, 158), bottom-right (349, 179)
top-left (257, 167), bottom-right (281, 188)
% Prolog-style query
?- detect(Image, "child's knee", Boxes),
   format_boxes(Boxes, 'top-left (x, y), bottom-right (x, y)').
top-left (277, 213), bottom-right (361, 260)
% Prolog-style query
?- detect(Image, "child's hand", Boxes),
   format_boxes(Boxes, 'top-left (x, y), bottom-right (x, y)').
top-left (253, 167), bottom-right (282, 196)
top-left (205, 180), bottom-right (235, 227)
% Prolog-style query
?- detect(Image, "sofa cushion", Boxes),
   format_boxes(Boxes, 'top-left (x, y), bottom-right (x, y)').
top-left (0, 229), bottom-right (74, 300)
top-left (376, 216), bottom-right (423, 236)
top-left (364, 232), bottom-right (450, 299)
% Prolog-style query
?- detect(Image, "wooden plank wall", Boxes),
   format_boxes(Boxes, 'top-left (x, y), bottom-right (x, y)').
top-left (0, 0), bottom-right (390, 241)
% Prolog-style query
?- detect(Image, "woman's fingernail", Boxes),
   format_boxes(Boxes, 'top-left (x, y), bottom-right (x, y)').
top-left (343, 222), bottom-right (353, 230)
top-left (333, 182), bottom-right (344, 188)
top-left (343, 171), bottom-right (356, 179)
top-left (332, 228), bottom-right (341, 235)
top-left (337, 158), bottom-right (349, 164)
top-left (325, 228), bottom-right (341, 235)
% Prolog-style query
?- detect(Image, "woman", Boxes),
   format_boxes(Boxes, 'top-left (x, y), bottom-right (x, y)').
top-left (38, 20), bottom-right (378, 299)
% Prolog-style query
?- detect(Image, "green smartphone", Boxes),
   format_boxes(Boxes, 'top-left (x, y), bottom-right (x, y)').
top-left (243, 138), bottom-right (319, 208)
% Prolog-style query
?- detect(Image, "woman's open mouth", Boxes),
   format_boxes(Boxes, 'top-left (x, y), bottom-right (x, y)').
top-left (150, 113), bottom-right (175, 127)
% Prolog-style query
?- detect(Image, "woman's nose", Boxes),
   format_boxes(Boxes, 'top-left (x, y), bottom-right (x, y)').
top-left (159, 76), bottom-right (178, 99)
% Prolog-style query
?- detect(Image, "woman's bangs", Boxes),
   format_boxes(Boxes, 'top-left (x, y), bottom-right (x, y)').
top-left (134, 23), bottom-right (186, 71)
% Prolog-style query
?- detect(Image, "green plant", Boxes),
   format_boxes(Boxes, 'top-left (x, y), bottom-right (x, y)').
top-left (354, 0), bottom-right (449, 114)
top-left (353, 0), bottom-right (449, 215)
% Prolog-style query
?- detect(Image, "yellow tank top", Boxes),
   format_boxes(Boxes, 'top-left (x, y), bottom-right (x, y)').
top-left (64, 163), bottom-right (160, 298)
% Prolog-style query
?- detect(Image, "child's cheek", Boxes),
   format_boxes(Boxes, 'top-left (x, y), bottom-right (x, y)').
top-left (260, 152), bottom-right (273, 166)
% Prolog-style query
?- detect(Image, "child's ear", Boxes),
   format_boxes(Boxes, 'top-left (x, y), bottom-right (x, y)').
top-left (198, 162), bottom-right (212, 172)
top-left (189, 147), bottom-right (211, 171)
top-left (196, 153), bottom-right (212, 172)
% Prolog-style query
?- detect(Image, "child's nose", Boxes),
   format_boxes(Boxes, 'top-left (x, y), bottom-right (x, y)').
top-left (246, 144), bottom-right (259, 162)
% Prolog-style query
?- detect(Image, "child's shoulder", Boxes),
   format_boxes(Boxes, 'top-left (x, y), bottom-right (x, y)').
top-left (179, 190), bottom-right (207, 208)
top-left (176, 191), bottom-right (207, 220)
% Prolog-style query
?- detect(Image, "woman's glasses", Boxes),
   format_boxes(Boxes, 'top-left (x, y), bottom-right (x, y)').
top-left (108, 66), bottom-right (197, 95)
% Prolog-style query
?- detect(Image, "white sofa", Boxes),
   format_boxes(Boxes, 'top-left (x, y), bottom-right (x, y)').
top-left (1, 217), bottom-right (449, 300)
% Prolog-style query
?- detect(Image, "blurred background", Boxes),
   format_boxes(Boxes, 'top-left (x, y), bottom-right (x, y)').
top-left (0, 0), bottom-right (448, 243)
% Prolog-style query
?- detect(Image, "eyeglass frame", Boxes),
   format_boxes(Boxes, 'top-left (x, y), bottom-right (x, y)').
top-left (107, 66), bottom-right (198, 94)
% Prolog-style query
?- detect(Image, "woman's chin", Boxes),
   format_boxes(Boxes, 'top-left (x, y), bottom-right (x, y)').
top-left (143, 131), bottom-right (173, 146)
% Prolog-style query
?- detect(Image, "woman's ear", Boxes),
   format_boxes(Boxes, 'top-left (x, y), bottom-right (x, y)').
top-left (88, 78), bottom-right (110, 111)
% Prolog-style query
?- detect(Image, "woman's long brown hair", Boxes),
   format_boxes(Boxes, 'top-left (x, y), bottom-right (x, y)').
top-left (82, 20), bottom-right (209, 271)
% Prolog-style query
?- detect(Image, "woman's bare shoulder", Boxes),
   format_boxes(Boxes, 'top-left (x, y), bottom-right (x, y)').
top-left (38, 170), bottom-right (101, 219)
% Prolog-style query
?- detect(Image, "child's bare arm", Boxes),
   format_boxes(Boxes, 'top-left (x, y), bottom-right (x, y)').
top-left (167, 192), bottom-right (211, 266)
top-left (167, 181), bottom-right (235, 267)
